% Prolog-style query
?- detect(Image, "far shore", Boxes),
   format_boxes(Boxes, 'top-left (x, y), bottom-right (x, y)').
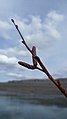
top-left (0, 78), bottom-right (67, 96)
top-left (0, 78), bottom-right (67, 107)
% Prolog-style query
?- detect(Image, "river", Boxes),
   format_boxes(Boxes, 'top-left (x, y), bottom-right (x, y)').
top-left (0, 92), bottom-right (67, 119)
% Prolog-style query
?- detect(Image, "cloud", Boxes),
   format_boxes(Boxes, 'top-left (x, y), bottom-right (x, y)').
top-left (44, 11), bottom-right (65, 39)
top-left (6, 72), bottom-right (23, 79)
top-left (14, 16), bottom-right (47, 49)
top-left (0, 54), bottom-right (25, 81)
top-left (13, 11), bottom-right (64, 49)
top-left (0, 54), bottom-right (24, 72)
top-left (47, 11), bottom-right (64, 22)
top-left (0, 10), bottom-right (65, 48)
top-left (0, 47), bottom-right (28, 57)
top-left (0, 20), bottom-right (12, 39)
top-left (0, 54), bottom-right (17, 65)
top-left (0, 54), bottom-right (17, 76)
top-left (0, 10), bottom-right (65, 81)
top-left (0, 46), bottom-right (29, 81)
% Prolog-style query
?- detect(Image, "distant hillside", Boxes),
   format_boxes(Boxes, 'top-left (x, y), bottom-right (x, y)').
top-left (0, 78), bottom-right (67, 97)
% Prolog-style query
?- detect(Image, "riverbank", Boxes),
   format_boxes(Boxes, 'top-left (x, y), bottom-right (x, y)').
top-left (0, 78), bottom-right (67, 107)
top-left (0, 78), bottom-right (67, 96)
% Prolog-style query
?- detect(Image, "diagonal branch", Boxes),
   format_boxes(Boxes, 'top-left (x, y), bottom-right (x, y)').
top-left (11, 19), bottom-right (32, 54)
top-left (35, 56), bottom-right (67, 97)
top-left (11, 19), bottom-right (67, 98)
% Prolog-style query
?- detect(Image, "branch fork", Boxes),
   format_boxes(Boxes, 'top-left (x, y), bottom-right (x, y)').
top-left (11, 19), bottom-right (67, 97)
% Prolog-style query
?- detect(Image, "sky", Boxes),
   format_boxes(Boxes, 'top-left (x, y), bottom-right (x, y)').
top-left (0, 0), bottom-right (67, 82)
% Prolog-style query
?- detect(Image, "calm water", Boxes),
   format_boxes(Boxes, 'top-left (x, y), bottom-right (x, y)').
top-left (0, 94), bottom-right (67, 119)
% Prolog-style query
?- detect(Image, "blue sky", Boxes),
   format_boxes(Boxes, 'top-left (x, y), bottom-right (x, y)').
top-left (0, 0), bottom-right (67, 82)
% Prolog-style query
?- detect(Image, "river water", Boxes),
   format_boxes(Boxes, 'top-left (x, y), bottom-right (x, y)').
top-left (0, 93), bottom-right (67, 119)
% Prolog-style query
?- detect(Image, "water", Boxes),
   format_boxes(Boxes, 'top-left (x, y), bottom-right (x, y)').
top-left (0, 93), bottom-right (67, 119)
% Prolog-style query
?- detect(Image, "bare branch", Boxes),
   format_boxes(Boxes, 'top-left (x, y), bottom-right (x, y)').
top-left (11, 19), bottom-right (67, 97)
top-left (35, 56), bottom-right (67, 97)
top-left (11, 19), bottom-right (32, 54)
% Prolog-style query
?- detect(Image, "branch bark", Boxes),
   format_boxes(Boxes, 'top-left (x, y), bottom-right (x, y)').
top-left (11, 19), bottom-right (67, 98)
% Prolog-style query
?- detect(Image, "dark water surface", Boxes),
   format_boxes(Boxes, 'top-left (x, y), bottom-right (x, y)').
top-left (0, 93), bottom-right (67, 119)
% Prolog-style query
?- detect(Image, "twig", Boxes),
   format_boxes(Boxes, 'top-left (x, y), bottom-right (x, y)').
top-left (11, 19), bottom-right (67, 97)
top-left (35, 56), bottom-right (67, 97)
top-left (11, 19), bottom-right (32, 54)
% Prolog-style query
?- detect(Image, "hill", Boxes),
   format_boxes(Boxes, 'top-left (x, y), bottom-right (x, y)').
top-left (0, 78), bottom-right (67, 97)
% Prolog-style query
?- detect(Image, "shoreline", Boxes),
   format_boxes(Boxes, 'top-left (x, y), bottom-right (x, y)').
top-left (0, 79), bottom-right (67, 95)
top-left (0, 78), bottom-right (67, 107)
top-left (0, 90), bottom-right (67, 107)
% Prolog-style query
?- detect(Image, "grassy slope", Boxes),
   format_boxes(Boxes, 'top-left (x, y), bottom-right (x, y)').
top-left (0, 78), bottom-right (67, 96)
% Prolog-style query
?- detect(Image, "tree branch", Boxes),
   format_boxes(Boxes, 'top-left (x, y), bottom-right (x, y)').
top-left (35, 56), bottom-right (67, 97)
top-left (11, 19), bottom-right (67, 98)
top-left (11, 19), bottom-right (32, 54)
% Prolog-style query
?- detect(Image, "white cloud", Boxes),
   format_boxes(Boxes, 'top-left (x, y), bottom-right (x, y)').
top-left (0, 11), bottom-right (65, 81)
top-left (7, 72), bottom-right (23, 78)
top-left (0, 54), bottom-right (25, 80)
top-left (0, 47), bottom-right (28, 57)
top-left (47, 11), bottom-right (64, 22)
top-left (0, 20), bottom-right (12, 39)
top-left (0, 54), bottom-right (17, 65)
top-left (0, 20), bottom-right (11, 29)
top-left (0, 11), bottom-right (64, 48)
top-left (13, 11), bottom-right (64, 49)
top-left (44, 11), bottom-right (65, 39)
top-left (14, 16), bottom-right (46, 48)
